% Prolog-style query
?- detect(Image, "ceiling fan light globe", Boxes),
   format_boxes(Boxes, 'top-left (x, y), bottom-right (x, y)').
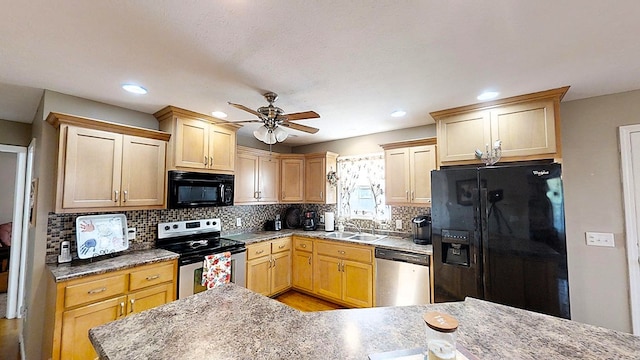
top-left (265, 130), bottom-right (277, 144)
top-left (253, 125), bottom-right (269, 142)
top-left (273, 127), bottom-right (289, 142)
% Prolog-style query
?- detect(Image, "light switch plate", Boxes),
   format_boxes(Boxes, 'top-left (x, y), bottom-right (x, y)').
top-left (395, 220), bottom-right (403, 230)
top-left (236, 218), bottom-right (242, 227)
top-left (127, 227), bottom-right (136, 241)
top-left (585, 232), bottom-right (615, 247)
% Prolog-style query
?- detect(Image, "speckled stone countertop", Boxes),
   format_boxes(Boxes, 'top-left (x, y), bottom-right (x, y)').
top-left (90, 284), bottom-right (640, 360)
top-left (223, 230), bottom-right (433, 255)
top-left (48, 248), bottom-right (179, 282)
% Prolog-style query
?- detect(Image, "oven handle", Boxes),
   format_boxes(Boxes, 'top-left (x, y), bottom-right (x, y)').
top-left (178, 247), bottom-right (247, 266)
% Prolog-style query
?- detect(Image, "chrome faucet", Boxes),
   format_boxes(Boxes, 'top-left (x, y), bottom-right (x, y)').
top-left (343, 222), bottom-right (362, 233)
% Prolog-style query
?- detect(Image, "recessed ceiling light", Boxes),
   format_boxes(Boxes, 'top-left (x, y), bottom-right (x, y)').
top-left (211, 111), bottom-right (228, 119)
top-left (390, 110), bottom-right (406, 117)
top-left (122, 84), bottom-right (148, 95)
top-left (477, 91), bottom-right (499, 101)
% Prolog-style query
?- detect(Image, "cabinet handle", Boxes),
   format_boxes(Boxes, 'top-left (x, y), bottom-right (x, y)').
top-left (204, 156), bottom-right (208, 166)
top-left (88, 287), bottom-right (107, 295)
top-left (123, 190), bottom-right (128, 202)
top-left (320, 191), bottom-right (323, 199)
top-left (308, 256), bottom-right (311, 265)
top-left (341, 261), bottom-right (345, 272)
top-left (301, 244), bottom-right (307, 248)
top-left (282, 191), bottom-right (286, 198)
top-left (119, 302), bottom-right (125, 316)
top-left (256, 249), bottom-right (264, 255)
top-left (337, 262), bottom-right (341, 272)
top-left (272, 258), bottom-right (276, 268)
top-left (338, 250), bottom-right (346, 255)
top-left (406, 191), bottom-right (409, 200)
top-left (114, 190), bottom-right (119, 202)
top-left (257, 191), bottom-right (262, 199)
top-left (411, 191), bottom-right (415, 200)
top-left (146, 274), bottom-right (160, 281)
top-left (278, 244), bottom-right (285, 249)
top-left (130, 299), bottom-right (135, 313)
top-left (254, 191), bottom-right (259, 200)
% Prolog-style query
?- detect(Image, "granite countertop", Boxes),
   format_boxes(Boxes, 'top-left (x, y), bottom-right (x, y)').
top-left (223, 230), bottom-right (433, 255)
top-left (48, 248), bottom-right (179, 282)
top-left (89, 284), bottom-right (640, 360)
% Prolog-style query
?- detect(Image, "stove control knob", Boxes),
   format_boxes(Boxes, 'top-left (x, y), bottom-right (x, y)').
top-left (164, 225), bottom-right (170, 231)
top-left (172, 224), bottom-right (178, 229)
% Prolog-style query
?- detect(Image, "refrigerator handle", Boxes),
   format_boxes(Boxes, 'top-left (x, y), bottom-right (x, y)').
top-left (479, 186), bottom-right (490, 298)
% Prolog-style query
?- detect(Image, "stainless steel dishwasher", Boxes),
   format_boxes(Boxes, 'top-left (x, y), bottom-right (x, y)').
top-left (375, 248), bottom-right (431, 306)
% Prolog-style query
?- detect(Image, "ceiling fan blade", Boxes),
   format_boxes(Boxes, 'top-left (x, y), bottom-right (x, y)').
top-left (228, 102), bottom-right (262, 117)
top-left (284, 111), bottom-right (320, 121)
top-left (281, 121), bottom-right (320, 134)
top-left (229, 119), bottom-right (263, 124)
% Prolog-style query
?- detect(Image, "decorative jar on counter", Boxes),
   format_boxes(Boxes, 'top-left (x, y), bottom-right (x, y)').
top-left (423, 311), bottom-right (459, 360)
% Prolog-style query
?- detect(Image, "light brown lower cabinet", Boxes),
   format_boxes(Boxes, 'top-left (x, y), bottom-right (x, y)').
top-left (246, 237), bottom-right (292, 296)
top-left (292, 237), bottom-right (314, 292)
top-left (45, 260), bottom-right (177, 360)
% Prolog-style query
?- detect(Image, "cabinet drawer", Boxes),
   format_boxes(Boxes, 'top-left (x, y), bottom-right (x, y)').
top-left (129, 262), bottom-right (175, 291)
top-left (271, 237), bottom-right (291, 254)
top-left (65, 274), bottom-right (127, 308)
top-left (247, 242), bottom-right (271, 260)
top-left (294, 237), bottom-right (313, 252)
top-left (316, 242), bottom-right (372, 263)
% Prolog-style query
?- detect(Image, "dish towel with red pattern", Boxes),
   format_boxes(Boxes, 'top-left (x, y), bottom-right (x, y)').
top-left (201, 251), bottom-right (232, 289)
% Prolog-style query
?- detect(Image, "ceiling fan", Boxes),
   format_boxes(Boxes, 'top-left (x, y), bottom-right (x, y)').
top-left (228, 92), bottom-right (320, 144)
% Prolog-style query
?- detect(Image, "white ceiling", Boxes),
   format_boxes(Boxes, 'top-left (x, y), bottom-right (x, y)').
top-left (1, 1), bottom-right (640, 145)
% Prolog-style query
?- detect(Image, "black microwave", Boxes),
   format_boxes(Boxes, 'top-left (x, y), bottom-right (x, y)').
top-left (168, 171), bottom-right (234, 208)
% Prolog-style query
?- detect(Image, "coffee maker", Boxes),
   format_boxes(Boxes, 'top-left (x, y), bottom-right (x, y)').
top-left (411, 215), bottom-right (432, 244)
top-left (302, 211), bottom-right (317, 231)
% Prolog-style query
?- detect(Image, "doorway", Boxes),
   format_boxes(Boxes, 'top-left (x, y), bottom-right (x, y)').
top-left (0, 143), bottom-right (32, 320)
top-left (619, 124), bottom-right (640, 335)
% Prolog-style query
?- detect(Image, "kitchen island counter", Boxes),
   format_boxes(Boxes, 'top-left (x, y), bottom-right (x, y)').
top-left (89, 284), bottom-right (639, 360)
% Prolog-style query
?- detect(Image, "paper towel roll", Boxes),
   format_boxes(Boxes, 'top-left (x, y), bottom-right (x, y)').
top-left (324, 212), bottom-right (335, 231)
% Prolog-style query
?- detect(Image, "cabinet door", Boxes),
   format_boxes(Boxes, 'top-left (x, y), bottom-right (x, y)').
top-left (271, 251), bottom-right (291, 295)
top-left (342, 260), bottom-right (373, 307)
top-left (60, 295), bottom-right (126, 360)
top-left (409, 145), bottom-right (436, 204)
top-left (121, 135), bottom-right (166, 207)
top-left (258, 156), bottom-right (280, 202)
top-left (234, 152), bottom-right (259, 203)
top-left (438, 110), bottom-right (491, 163)
top-left (281, 157), bottom-right (305, 202)
top-left (384, 148), bottom-right (410, 204)
top-left (174, 117), bottom-right (209, 169)
top-left (62, 127), bottom-right (123, 208)
top-left (246, 256), bottom-right (271, 296)
top-left (127, 283), bottom-right (174, 315)
top-left (210, 125), bottom-right (236, 171)
top-left (314, 255), bottom-right (342, 301)
top-left (490, 99), bottom-right (556, 158)
top-left (305, 157), bottom-right (325, 202)
top-left (292, 250), bottom-right (313, 292)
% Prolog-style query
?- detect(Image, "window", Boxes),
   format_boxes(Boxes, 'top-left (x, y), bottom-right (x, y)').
top-left (337, 153), bottom-right (389, 220)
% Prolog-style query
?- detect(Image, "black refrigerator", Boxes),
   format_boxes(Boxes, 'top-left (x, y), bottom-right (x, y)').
top-left (431, 162), bottom-right (570, 319)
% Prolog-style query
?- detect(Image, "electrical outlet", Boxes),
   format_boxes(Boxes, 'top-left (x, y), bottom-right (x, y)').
top-left (127, 227), bottom-right (136, 241)
top-left (585, 232), bottom-right (615, 247)
top-left (236, 218), bottom-right (242, 227)
top-left (395, 220), bottom-right (403, 230)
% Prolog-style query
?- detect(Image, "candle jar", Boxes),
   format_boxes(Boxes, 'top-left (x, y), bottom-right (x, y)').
top-left (423, 311), bottom-right (459, 360)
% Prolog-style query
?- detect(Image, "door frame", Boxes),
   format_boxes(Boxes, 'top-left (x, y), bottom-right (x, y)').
top-left (0, 143), bottom-right (27, 319)
top-left (619, 124), bottom-right (640, 335)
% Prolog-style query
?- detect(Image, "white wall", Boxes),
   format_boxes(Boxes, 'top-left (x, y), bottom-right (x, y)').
top-left (0, 152), bottom-right (17, 224)
top-left (560, 89), bottom-right (640, 332)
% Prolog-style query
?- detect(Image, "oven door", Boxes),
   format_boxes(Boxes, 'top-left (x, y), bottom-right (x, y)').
top-left (178, 249), bottom-right (246, 299)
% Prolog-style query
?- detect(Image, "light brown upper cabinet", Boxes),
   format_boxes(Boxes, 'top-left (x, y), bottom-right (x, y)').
top-left (155, 106), bottom-right (239, 174)
top-left (280, 154), bottom-right (305, 203)
top-left (381, 138), bottom-right (437, 206)
top-left (47, 112), bottom-right (170, 213)
top-left (431, 86), bottom-right (569, 166)
top-left (305, 152), bottom-right (338, 204)
top-left (235, 146), bottom-right (280, 204)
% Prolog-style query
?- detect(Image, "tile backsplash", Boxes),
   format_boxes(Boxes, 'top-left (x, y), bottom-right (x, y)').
top-left (46, 204), bottom-right (429, 263)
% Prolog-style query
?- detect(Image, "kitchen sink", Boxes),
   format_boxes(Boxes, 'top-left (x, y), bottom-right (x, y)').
top-left (324, 231), bottom-right (356, 239)
top-left (323, 232), bottom-right (386, 242)
top-left (348, 234), bottom-right (386, 242)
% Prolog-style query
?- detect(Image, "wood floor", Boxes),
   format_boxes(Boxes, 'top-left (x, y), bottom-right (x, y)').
top-left (0, 317), bottom-right (21, 360)
top-left (275, 290), bottom-right (344, 312)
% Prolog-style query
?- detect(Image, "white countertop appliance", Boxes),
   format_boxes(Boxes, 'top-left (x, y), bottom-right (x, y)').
top-left (156, 218), bottom-right (246, 299)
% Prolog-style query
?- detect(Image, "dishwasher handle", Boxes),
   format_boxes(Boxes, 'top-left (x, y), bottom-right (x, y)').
top-left (375, 248), bottom-right (430, 266)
